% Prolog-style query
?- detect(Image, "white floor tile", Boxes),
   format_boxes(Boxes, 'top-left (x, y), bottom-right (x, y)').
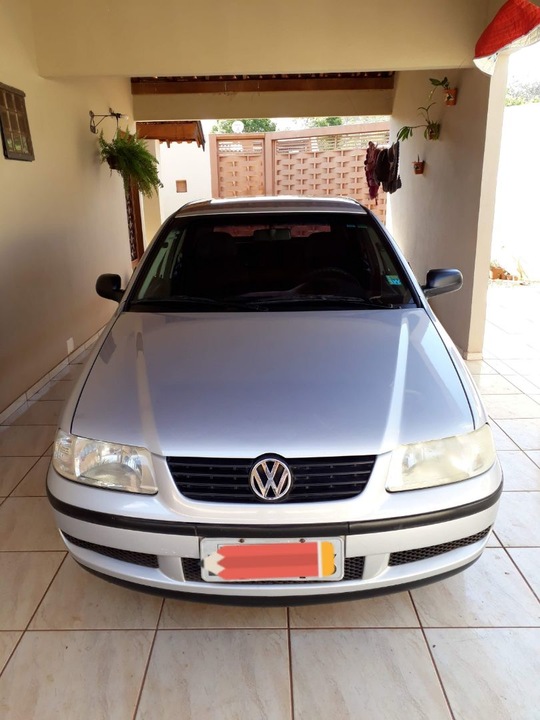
top-left (136, 630), bottom-right (291, 720)
top-left (410, 548), bottom-right (540, 627)
top-left (474, 375), bottom-right (521, 394)
top-left (289, 591), bottom-right (419, 628)
top-left (427, 628), bottom-right (540, 720)
top-left (159, 598), bottom-right (286, 629)
top-left (494, 419), bottom-right (540, 450)
top-left (11, 457), bottom-right (50, 496)
top-left (291, 629), bottom-right (451, 720)
top-left (497, 451), bottom-right (540, 490)
top-left (0, 630), bottom-right (153, 719)
top-left (33, 380), bottom-right (76, 402)
top-left (0, 497), bottom-right (66, 550)
top-left (484, 394), bottom-right (540, 419)
top-left (6, 400), bottom-right (64, 426)
top-left (465, 360), bottom-right (498, 375)
top-left (508, 548), bottom-right (540, 598)
top-left (54, 364), bottom-right (84, 381)
top-left (490, 421), bottom-right (519, 451)
top-left (30, 556), bottom-right (163, 630)
top-left (503, 374), bottom-right (540, 394)
top-left (0, 552), bottom-right (64, 630)
top-left (0, 632), bottom-right (21, 674)
top-left (503, 359), bottom-right (540, 375)
top-left (527, 450), bottom-right (540, 468)
top-left (495, 492), bottom-right (540, 546)
top-left (0, 426), bottom-right (55, 457)
top-left (0, 457), bottom-right (38, 496)
top-left (483, 359), bottom-right (515, 375)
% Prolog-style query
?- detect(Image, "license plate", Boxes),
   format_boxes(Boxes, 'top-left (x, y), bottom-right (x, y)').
top-left (200, 537), bottom-right (344, 582)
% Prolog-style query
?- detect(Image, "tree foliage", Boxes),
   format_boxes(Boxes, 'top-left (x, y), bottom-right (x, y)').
top-left (506, 80), bottom-right (540, 106)
top-left (307, 117), bottom-right (343, 127)
top-left (212, 118), bottom-right (277, 133)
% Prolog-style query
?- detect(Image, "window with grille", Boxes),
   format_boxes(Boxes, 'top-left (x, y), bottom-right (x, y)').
top-left (0, 82), bottom-right (34, 161)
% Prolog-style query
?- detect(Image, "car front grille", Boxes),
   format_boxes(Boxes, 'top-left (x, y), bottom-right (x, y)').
top-left (63, 533), bottom-right (159, 568)
top-left (388, 527), bottom-right (492, 566)
top-left (167, 456), bottom-right (376, 503)
top-left (181, 556), bottom-right (365, 583)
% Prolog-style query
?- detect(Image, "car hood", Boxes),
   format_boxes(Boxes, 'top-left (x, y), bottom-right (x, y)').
top-left (72, 309), bottom-right (474, 458)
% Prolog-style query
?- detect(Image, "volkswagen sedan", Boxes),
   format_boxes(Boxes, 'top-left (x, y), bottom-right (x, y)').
top-left (47, 196), bottom-right (502, 604)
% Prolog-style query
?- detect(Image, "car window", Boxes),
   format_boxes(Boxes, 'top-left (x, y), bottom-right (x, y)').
top-left (129, 214), bottom-right (416, 310)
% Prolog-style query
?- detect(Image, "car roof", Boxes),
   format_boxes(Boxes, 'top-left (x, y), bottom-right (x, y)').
top-left (173, 196), bottom-right (368, 218)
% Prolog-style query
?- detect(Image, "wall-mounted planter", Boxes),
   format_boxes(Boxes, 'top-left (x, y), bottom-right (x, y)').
top-left (413, 160), bottom-right (425, 175)
top-left (445, 88), bottom-right (458, 106)
top-left (430, 77), bottom-right (458, 107)
top-left (425, 123), bottom-right (440, 140)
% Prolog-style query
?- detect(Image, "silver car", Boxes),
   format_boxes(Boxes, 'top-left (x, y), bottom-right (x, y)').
top-left (47, 196), bottom-right (502, 603)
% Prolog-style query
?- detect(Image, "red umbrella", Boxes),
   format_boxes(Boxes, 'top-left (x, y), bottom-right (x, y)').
top-left (474, 0), bottom-right (540, 74)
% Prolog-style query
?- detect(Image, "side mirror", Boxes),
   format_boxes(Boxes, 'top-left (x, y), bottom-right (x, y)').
top-left (422, 269), bottom-right (463, 298)
top-left (96, 273), bottom-right (124, 302)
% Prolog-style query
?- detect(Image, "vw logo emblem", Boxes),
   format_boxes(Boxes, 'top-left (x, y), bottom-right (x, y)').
top-left (249, 457), bottom-right (292, 501)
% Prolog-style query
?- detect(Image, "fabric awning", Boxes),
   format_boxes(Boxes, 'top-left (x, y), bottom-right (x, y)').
top-left (136, 121), bottom-right (205, 149)
top-left (474, 0), bottom-right (540, 74)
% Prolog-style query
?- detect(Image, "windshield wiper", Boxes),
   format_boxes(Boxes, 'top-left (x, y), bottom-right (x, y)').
top-left (243, 295), bottom-right (397, 310)
top-left (129, 295), bottom-right (257, 311)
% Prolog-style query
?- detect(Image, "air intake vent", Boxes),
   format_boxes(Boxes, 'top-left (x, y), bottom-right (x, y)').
top-left (389, 527), bottom-right (491, 566)
top-left (63, 533), bottom-right (159, 568)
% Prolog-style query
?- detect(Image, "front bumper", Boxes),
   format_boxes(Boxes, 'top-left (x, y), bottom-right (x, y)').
top-left (47, 465), bottom-right (502, 603)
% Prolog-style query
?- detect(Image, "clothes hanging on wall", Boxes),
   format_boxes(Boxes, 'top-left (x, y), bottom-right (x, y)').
top-left (364, 141), bottom-right (381, 200)
top-left (375, 141), bottom-right (402, 194)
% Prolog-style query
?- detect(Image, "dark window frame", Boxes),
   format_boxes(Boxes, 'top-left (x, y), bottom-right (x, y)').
top-left (0, 81), bottom-right (35, 161)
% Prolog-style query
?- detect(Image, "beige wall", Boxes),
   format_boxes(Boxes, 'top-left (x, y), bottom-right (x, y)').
top-left (157, 129), bottom-right (213, 221)
top-left (29, 0), bottom-right (496, 78)
top-left (467, 57), bottom-right (509, 355)
top-left (0, 0), bottom-right (134, 411)
top-left (388, 65), bottom-right (506, 356)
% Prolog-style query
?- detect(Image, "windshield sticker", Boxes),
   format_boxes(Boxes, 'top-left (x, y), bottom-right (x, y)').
top-left (386, 275), bottom-right (402, 286)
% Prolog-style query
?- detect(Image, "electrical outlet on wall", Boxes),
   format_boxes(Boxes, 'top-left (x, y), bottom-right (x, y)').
top-left (67, 337), bottom-right (74, 354)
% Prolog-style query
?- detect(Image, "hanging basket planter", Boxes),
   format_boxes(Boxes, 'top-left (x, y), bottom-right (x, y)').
top-left (98, 130), bottom-right (163, 198)
top-left (106, 155), bottom-right (119, 171)
top-left (413, 159), bottom-right (425, 174)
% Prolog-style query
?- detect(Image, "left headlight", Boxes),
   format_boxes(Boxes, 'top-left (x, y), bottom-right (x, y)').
top-left (52, 430), bottom-right (158, 494)
top-left (386, 424), bottom-right (496, 492)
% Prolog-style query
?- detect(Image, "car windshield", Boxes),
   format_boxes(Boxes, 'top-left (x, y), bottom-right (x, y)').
top-left (129, 213), bottom-right (416, 311)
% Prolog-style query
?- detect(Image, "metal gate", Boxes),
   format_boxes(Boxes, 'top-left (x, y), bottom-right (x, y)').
top-left (210, 123), bottom-right (390, 220)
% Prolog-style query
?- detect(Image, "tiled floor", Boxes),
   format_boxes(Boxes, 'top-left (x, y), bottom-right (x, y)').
top-left (0, 283), bottom-right (539, 719)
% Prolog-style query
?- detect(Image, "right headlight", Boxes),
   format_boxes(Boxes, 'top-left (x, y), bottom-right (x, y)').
top-left (52, 430), bottom-right (157, 494)
top-left (386, 424), bottom-right (496, 492)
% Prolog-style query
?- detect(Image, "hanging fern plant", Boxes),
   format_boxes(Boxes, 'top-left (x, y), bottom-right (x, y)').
top-left (98, 130), bottom-right (163, 198)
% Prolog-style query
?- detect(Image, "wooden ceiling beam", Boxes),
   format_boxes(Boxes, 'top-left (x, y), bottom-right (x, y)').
top-left (131, 75), bottom-right (394, 95)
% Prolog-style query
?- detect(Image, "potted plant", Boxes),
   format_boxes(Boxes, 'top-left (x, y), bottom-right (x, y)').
top-left (430, 76), bottom-right (458, 106)
top-left (98, 130), bottom-right (163, 198)
top-left (412, 156), bottom-right (425, 174)
top-left (397, 103), bottom-right (441, 142)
